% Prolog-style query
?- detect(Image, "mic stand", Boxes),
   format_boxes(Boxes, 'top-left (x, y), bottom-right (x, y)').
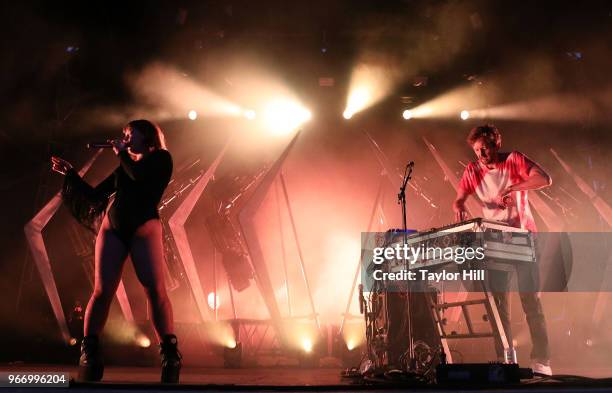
top-left (398, 162), bottom-right (416, 370)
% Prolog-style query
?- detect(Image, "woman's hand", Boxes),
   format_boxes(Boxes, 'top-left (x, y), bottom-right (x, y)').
top-left (109, 138), bottom-right (128, 155)
top-left (51, 156), bottom-right (73, 175)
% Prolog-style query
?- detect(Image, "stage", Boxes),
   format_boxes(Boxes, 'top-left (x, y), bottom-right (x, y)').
top-left (3, 2), bottom-right (612, 392)
top-left (2, 364), bottom-right (612, 392)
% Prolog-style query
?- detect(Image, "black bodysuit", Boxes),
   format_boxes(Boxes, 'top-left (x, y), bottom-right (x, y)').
top-left (63, 149), bottom-right (173, 246)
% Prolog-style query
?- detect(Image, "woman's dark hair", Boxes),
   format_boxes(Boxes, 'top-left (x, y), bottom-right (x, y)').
top-left (125, 119), bottom-right (167, 150)
top-left (467, 124), bottom-right (501, 148)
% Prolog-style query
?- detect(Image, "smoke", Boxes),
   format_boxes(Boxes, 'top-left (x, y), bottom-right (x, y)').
top-left (126, 62), bottom-right (241, 119)
top-left (472, 91), bottom-right (612, 124)
top-left (74, 103), bottom-right (175, 130)
top-left (346, 1), bottom-right (482, 110)
top-left (74, 62), bottom-right (244, 129)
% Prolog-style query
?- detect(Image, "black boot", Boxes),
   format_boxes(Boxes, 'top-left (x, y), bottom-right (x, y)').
top-left (160, 334), bottom-right (182, 383)
top-left (78, 336), bottom-right (104, 382)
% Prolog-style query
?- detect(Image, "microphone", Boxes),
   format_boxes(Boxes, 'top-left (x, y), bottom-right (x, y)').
top-left (86, 142), bottom-right (113, 149)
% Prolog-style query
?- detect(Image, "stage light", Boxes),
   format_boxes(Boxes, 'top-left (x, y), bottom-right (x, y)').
top-left (460, 110), bottom-right (470, 120)
top-left (341, 321), bottom-right (365, 354)
top-left (402, 83), bottom-right (488, 120)
top-left (207, 292), bottom-right (220, 310)
top-left (302, 338), bottom-right (313, 353)
top-left (243, 109), bottom-right (256, 120)
top-left (402, 109), bottom-right (413, 120)
top-left (334, 335), bottom-right (363, 368)
top-left (69, 338), bottom-right (78, 346)
top-left (343, 87), bottom-right (370, 119)
top-left (226, 338), bottom-right (237, 349)
top-left (136, 334), bottom-right (151, 348)
top-left (297, 337), bottom-right (321, 368)
top-left (344, 63), bottom-right (395, 118)
top-left (262, 99), bottom-right (311, 135)
top-left (346, 339), bottom-right (356, 351)
top-left (126, 64), bottom-right (244, 122)
top-left (205, 321), bottom-right (238, 349)
top-left (224, 341), bottom-right (242, 368)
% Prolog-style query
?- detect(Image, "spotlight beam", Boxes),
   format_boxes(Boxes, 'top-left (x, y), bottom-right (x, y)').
top-left (262, 100), bottom-right (311, 135)
top-left (129, 63), bottom-right (242, 120)
top-left (343, 63), bottom-right (395, 118)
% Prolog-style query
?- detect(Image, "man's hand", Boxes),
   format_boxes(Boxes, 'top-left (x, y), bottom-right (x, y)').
top-left (453, 187), bottom-right (470, 222)
top-left (494, 185), bottom-right (515, 209)
top-left (453, 199), bottom-right (468, 222)
top-left (499, 185), bottom-right (513, 198)
top-left (50, 156), bottom-right (73, 175)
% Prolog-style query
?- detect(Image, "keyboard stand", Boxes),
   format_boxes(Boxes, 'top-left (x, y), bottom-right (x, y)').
top-left (426, 280), bottom-right (512, 364)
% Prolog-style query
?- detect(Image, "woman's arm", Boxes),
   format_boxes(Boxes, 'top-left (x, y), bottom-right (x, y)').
top-left (61, 169), bottom-right (115, 232)
top-left (64, 169), bottom-right (115, 200)
top-left (52, 155), bottom-right (115, 232)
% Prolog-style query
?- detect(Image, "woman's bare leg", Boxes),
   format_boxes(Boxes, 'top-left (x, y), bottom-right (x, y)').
top-left (130, 219), bottom-right (174, 338)
top-left (84, 216), bottom-right (129, 337)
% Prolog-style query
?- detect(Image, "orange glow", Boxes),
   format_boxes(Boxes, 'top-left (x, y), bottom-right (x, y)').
top-left (302, 338), bottom-right (313, 353)
top-left (128, 63), bottom-right (242, 121)
top-left (262, 99), bottom-right (311, 135)
top-left (344, 63), bottom-right (395, 117)
top-left (342, 321), bottom-right (365, 352)
top-left (243, 109), bottom-right (256, 120)
top-left (343, 87), bottom-right (370, 119)
top-left (205, 321), bottom-right (237, 348)
top-left (407, 84), bottom-right (486, 119)
top-left (207, 292), bottom-right (220, 310)
top-left (136, 334), bottom-right (151, 348)
top-left (346, 339), bottom-right (356, 351)
top-left (226, 338), bottom-right (237, 349)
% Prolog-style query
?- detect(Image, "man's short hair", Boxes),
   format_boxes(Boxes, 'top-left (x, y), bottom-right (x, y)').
top-left (467, 124), bottom-right (502, 148)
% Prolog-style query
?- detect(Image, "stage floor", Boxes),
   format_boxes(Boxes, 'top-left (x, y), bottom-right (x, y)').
top-left (1, 364), bottom-right (612, 392)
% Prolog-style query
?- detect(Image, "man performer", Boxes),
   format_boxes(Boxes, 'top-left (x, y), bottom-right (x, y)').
top-left (453, 124), bottom-right (552, 376)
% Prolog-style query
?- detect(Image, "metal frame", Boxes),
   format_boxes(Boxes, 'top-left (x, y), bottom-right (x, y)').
top-left (238, 132), bottom-right (322, 346)
top-left (428, 285), bottom-right (510, 364)
top-left (167, 140), bottom-right (232, 323)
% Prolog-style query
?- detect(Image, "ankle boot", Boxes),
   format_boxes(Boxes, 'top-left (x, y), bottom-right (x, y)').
top-left (160, 334), bottom-right (182, 383)
top-left (78, 336), bottom-right (104, 382)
